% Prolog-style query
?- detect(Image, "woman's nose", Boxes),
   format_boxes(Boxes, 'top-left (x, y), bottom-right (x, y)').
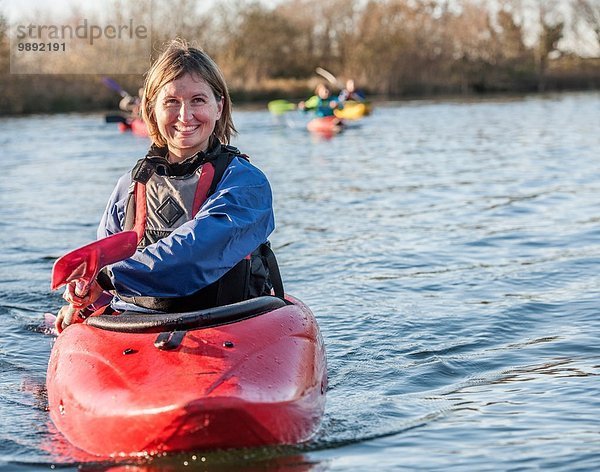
top-left (178, 102), bottom-right (193, 122)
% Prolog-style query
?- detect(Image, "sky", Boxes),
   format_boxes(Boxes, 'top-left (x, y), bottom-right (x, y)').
top-left (4, 0), bottom-right (196, 20)
top-left (4, 0), bottom-right (225, 18)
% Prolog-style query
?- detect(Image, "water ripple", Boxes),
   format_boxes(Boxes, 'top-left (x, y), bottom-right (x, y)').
top-left (1, 94), bottom-right (599, 470)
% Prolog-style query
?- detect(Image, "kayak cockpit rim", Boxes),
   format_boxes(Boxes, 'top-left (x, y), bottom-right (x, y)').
top-left (85, 296), bottom-right (288, 334)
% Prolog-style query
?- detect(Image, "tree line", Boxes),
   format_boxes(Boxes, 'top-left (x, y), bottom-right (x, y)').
top-left (1, 0), bottom-right (599, 115)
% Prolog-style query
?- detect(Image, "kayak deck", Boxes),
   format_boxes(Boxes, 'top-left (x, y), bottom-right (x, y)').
top-left (46, 295), bottom-right (327, 456)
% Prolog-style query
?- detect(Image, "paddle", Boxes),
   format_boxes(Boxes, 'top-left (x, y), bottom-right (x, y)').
top-left (316, 67), bottom-right (344, 89)
top-left (267, 99), bottom-right (296, 116)
top-left (51, 231), bottom-right (138, 293)
top-left (101, 77), bottom-right (132, 98)
top-left (51, 231), bottom-right (138, 332)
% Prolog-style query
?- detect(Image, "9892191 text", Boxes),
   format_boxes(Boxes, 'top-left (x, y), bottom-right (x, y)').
top-left (17, 42), bottom-right (67, 52)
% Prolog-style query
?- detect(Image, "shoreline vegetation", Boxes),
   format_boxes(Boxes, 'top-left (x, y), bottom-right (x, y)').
top-left (1, 0), bottom-right (599, 116)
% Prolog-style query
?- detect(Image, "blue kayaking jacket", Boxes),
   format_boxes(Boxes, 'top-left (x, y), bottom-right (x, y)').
top-left (97, 143), bottom-right (276, 312)
top-left (314, 97), bottom-right (340, 117)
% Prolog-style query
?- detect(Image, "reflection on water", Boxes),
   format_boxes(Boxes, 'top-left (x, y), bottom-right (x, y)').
top-left (1, 92), bottom-right (599, 470)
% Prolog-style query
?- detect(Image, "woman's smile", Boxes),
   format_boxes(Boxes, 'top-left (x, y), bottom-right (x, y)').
top-left (174, 124), bottom-right (200, 132)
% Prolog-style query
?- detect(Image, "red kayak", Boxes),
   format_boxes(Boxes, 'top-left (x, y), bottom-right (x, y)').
top-left (46, 295), bottom-right (327, 456)
top-left (306, 116), bottom-right (343, 135)
top-left (117, 117), bottom-right (149, 137)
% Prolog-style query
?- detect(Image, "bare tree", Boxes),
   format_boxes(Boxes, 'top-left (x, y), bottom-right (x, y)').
top-left (274, 0), bottom-right (360, 76)
top-left (0, 0), bottom-right (598, 114)
top-left (212, 0), bottom-right (310, 89)
top-left (536, 1), bottom-right (564, 89)
top-left (573, 0), bottom-right (600, 49)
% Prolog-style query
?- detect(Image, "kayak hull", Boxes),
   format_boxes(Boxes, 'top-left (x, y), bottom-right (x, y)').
top-left (334, 101), bottom-right (372, 120)
top-left (46, 295), bottom-right (327, 456)
top-left (306, 116), bottom-right (343, 134)
top-left (118, 117), bottom-right (149, 137)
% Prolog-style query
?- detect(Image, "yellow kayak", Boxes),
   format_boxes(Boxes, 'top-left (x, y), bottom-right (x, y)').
top-left (334, 101), bottom-right (372, 120)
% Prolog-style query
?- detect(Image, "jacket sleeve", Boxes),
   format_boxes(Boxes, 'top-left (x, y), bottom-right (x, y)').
top-left (101, 157), bottom-right (275, 298)
top-left (97, 172), bottom-right (131, 239)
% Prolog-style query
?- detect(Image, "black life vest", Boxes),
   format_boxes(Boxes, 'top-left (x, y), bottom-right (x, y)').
top-left (113, 141), bottom-right (284, 312)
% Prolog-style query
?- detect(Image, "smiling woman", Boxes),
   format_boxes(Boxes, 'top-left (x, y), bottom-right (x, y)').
top-left (56, 38), bottom-right (283, 330)
top-left (44, 39), bottom-right (328, 456)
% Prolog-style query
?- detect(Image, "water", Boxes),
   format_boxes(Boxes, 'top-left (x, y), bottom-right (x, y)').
top-left (1, 92), bottom-right (599, 471)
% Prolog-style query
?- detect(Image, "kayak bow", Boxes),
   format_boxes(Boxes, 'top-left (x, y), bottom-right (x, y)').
top-left (46, 295), bottom-right (327, 456)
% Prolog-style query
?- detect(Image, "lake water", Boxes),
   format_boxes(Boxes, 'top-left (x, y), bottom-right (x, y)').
top-left (1, 92), bottom-right (599, 471)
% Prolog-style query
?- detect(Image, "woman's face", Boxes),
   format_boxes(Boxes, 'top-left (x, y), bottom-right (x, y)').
top-left (154, 73), bottom-right (223, 162)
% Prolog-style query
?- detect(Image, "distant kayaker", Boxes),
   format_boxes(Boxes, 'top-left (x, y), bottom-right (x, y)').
top-left (56, 38), bottom-right (283, 331)
top-left (338, 79), bottom-right (366, 103)
top-left (119, 87), bottom-right (143, 116)
top-left (298, 83), bottom-right (342, 118)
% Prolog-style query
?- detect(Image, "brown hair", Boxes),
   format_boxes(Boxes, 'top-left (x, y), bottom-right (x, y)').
top-left (141, 38), bottom-right (236, 146)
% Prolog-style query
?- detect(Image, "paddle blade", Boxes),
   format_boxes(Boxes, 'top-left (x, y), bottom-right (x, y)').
top-left (51, 231), bottom-right (138, 291)
top-left (315, 67), bottom-right (342, 87)
top-left (101, 77), bottom-right (129, 97)
top-left (268, 99), bottom-right (296, 115)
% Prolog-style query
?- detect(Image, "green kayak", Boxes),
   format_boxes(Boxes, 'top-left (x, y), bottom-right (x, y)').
top-left (268, 99), bottom-right (296, 115)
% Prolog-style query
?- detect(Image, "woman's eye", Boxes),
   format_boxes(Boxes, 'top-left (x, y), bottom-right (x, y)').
top-left (163, 98), bottom-right (179, 106)
top-left (192, 97), bottom-right (206, 105)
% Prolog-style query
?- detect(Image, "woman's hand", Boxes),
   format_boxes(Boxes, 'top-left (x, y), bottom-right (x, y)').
top-left (55, 304), bottom-right (77, 333)
top-left (62, 280), bottom-right (104, 309)
top-left (57, 280), bottom-right (104, 333)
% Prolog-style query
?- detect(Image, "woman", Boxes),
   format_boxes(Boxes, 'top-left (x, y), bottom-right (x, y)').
top-left (57, 39), bottom-right (282, 331)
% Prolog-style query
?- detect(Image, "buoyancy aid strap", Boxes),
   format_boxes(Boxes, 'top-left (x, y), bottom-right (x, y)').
top-left (191, 150), bottom-right (248, 215)
top-left (192, 161), bottom-right (215, 216)
top-left (124, 157), bottom-right (153, 245)
top-left (132, 182), bottom-right (147, 244)
top-left (260, 244), bottom-right (285, 299)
